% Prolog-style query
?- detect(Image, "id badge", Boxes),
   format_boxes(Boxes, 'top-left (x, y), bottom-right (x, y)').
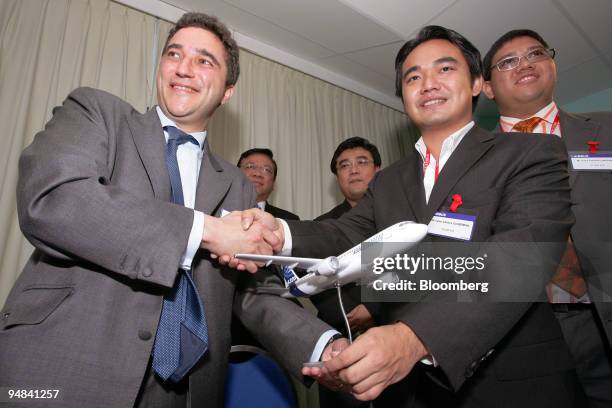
top-left (428, 211), bottom-right (476, 241)
top-left (569, 151), bottom-right (612, 171)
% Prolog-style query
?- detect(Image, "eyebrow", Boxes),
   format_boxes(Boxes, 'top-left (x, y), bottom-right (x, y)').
top-left (403, 56), bottom-right (459, 79)
top-left (165, 43), bottom-right (221, 67)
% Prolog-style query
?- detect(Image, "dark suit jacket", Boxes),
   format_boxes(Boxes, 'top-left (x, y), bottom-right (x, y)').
top-left (287, 126), bottom-right (584, 407)
top-left (559, 109), bottom-right (612, 348)
top-left (230, 201), bottom-right (299, 349)
top-left (265, 202), bottom-right (300, 220)
top-left (0, 88), bottom-right (330, 407)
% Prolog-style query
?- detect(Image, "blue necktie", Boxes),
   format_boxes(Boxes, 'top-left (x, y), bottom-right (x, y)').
top-left (152, 125), bottom-right (209, 382)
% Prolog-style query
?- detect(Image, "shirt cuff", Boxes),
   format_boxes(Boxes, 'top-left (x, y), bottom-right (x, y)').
top-left (278, 218), bottom-right (293, 256)
top-left (420, 355), bottom-right (438, 366)
top-left (181, 210), bottom-right (204, 270)
top-left (309, 330), bottom-right (342, 362)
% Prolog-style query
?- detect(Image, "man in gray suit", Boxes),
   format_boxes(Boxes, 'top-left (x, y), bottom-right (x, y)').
top-left (0, 12), bottom-right (337, 408)
top-left (482, 28), bottom-right (612, 407)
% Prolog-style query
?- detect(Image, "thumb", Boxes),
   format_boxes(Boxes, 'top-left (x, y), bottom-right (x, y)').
top-left (242, 209), bottom-right (256, 230)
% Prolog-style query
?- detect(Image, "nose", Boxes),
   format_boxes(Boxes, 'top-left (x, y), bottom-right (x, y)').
top-left (176, 57), bottom-right (194, 77)
top-left (516, 55), bottom-right (534, 71)
top-left (421, 72), bottom-right (439, 94)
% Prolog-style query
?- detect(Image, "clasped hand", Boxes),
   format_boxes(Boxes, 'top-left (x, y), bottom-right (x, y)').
top-left (303, 323), bottom-right (429, 401)
top-left (201, 209), bottom-right (283, 272)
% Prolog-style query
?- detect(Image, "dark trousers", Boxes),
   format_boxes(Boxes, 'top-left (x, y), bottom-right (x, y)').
top-left (555, 304), bottom-right (612, 408)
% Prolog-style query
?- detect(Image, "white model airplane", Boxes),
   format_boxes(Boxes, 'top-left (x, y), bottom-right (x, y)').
top-left (235, 221), bottom-right (428, 298)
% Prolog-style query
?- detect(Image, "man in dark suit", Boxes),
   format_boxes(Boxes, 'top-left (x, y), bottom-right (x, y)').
top-left (230, 26), bottom-right (584, 407)
top-left (314, 137), bottom-right (381, 408)
top-left (482, 28), bottom-right (612, 407)
top-left (237, 148), bottom-right (300, 220)
top-left (0, 12), bottom-right (337, 407)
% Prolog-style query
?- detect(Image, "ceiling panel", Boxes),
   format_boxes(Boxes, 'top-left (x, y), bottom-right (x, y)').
top-left (556, 0), bottom-right (612, 55)
top-left (222, 0), bottom-right (402, 53)
top-left (340, 41), bottom-right (405, 79)
top-left (339, 0), bottom-right (457, 38)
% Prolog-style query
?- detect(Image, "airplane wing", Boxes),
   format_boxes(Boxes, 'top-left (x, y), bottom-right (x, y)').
top-left (234, 254), bottom-right (324, 270)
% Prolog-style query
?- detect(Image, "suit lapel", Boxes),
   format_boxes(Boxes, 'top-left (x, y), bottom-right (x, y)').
top-left (127, 108), bottom-right (171, 201)
top-left (195, 141), bottom-right (232, 215)
top-left (425, 126), bottom-right (495, 221)
top-left (400, 155), bottom-right (428, 223)
top-left (559, 110), bottom-right (601, 188)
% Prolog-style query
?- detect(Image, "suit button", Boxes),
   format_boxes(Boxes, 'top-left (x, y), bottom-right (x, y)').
top-left (142, 268), bottom-right (153, 277)
top-left (2, 312), bottom-right (9, 319)
top-left (139, 330), bottom-right (152, 341)
top-left (465, 361), bottom-right (478, 378)
top-left (464, 367), bottom-right (474, 378)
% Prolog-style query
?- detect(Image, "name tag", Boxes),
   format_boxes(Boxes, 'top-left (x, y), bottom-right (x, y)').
top-left (569, 152), bottom-right (612, 171)
top-left (428, 211), bottom-right (476, 241)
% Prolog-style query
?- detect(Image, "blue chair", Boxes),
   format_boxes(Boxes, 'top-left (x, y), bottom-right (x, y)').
top-left (225, 345), bottom-right (297, 408)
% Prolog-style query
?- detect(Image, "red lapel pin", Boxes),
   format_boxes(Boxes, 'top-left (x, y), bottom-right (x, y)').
top-left (587, 141), bottom-right (600, 154)
top-left (449, 194), bottom-right (463, 212)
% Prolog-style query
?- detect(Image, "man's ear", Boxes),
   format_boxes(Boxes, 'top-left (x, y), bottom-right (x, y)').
top-left (482, 81), bottom-right (495, 100)
top-left (220, 85), bottom-right (235, 105)
top-left (471, 75), bottom-right (484, 97)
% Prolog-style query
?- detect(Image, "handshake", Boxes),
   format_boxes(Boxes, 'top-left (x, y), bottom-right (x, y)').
top-left (200, 208), bottom-right (283, 272)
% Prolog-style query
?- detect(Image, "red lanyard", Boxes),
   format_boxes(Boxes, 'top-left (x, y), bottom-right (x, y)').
top-left (550, 113), bottom-right (560, 134)
top-left (423, 149), bottom-right (439, 182)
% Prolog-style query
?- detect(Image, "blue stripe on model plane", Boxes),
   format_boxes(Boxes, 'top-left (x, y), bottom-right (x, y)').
top-left (289, 283), bottom-right (308, 297)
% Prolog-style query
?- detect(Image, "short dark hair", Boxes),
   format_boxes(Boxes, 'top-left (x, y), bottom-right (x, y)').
top-left (394, 25), bottom-right (482, 109)
top-left (483, 29), bottom-right (549, 81)
top-left (237, 148), bottom-right (278, 180)
top-left (330, 137), bottom-right (382, 175)
top-left (163, 12), bottom-right (240, 86)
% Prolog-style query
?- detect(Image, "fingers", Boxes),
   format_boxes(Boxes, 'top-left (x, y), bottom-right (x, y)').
top-left (260, 227), bottom-right (280, 251)
top-left (351, 382), bottom-right (387, 401)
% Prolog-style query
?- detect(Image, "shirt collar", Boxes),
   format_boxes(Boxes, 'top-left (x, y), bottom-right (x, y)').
top-left (257, 201), bottom-right (266, 211)
top-left (414, 121), bottom-right (475, 161)
top-left (499, 101), bottom-right (558, 131)
top-left (156, 106), bottom-right (207, 147)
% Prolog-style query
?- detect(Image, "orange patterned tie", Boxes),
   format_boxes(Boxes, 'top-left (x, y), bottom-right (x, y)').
top-left (550, 238), bottom-right (587, 298)
top-left (512, 117), bottom-right (543, 133)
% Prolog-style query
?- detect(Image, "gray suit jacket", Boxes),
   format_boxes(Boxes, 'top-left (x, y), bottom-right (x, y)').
top-left (559, 109), bottom-right (612, 348)
top-left (0, 87), bottom-right (330, 407)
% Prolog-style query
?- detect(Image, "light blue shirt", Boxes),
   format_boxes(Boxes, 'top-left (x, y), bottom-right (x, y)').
top-left (156, 107), bottom-right (205, 270)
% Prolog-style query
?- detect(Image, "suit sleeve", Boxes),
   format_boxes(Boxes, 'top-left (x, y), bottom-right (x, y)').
top-left (17, 88), bottom-right (193, 289)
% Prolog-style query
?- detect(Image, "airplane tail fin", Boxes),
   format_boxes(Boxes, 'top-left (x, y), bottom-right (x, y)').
top-left (281, 265), bottom-right (299, 288)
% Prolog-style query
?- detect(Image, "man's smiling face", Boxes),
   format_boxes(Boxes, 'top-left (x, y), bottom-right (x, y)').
top-left (400, 39), bottom-right (481, 135)
top-left (157, 26), bottom-right (234, 133)
top-left (483, 36), bottom-right (556, 116)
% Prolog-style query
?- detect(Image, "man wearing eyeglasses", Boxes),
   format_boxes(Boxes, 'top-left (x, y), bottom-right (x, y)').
top-left (314, 137), bottom-right (381, 408)
top-left (483, 29), bottom-right (612, 407)
top-left (238, 148), bottom-right (300, 220)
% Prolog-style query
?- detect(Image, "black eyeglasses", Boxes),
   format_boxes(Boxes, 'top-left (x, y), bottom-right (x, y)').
top-left (491, 47), bottom-right (555, 72)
